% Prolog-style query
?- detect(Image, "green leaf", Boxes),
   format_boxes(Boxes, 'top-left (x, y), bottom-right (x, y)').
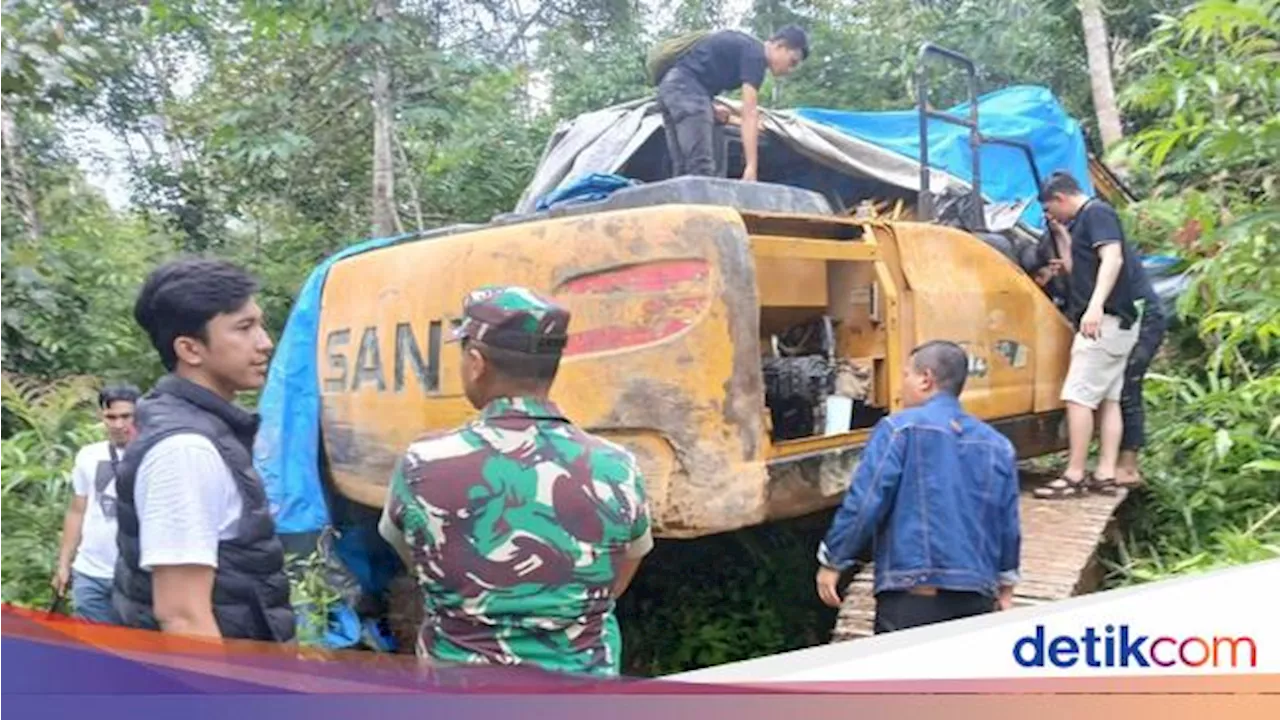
top-left (1241, 459), bottom-right (1280, 474)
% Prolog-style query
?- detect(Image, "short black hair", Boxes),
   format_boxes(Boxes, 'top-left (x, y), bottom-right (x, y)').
top-left (99, 383), bottom-right (141, 409)
top-left (134, 258), bottom-right (259, 371)
top-left (770, 25), bottom-right (810, 60)
top-left (467, 339), bottom-right (562, 384)
top-left (1039, 170), bottom-right (1083, 201)
top-left (911, 340), bottom-right (969, 397)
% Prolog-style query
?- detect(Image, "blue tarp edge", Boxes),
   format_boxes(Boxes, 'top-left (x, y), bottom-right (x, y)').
top-left (253, 231), bottom-right (417, 650)
top-left (535, 172), bottom-right (637, 211)
top-left (253, 232), bottom-right (416, 534)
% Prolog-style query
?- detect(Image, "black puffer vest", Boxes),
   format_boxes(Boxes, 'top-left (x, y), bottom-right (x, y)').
top-left (113, 375), bottom-right (296, 642)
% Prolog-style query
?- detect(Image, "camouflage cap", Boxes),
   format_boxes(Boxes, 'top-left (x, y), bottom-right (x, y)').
top-left (449, 285), bottom-right (571, 356)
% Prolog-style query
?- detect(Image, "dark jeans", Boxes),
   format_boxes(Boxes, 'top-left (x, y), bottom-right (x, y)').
top-left (873, 590), bottom-right (994, 634)
top-left (1120, 311), bottom-right (1167, 451)
top-left (656, 66), bottom-right (723, 178)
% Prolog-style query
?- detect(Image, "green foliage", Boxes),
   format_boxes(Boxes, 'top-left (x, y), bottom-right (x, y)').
top-left (540, 27), bottom-right (650, 120)
top-left (0, 374), bottom-right (101, 608)
top-left (671, 0), bottom-right (729, 34)
top-left (1106, 369), bottom-right (1280, 583)
top-left (771, 0), bottom-right (1092, 116)
top-left (406, 66), bottom-right (550, 223)
top-left (1182, 211), bottom-right (1280, 377)
top-left (2, 183), bottom-right (169, 384)
top-left (1, 0), bottom-right (106, 111)
top-left (285, 550), bottom-right (346, 648)
top-left (617, 514), bottom-right (837, 675)
top-left (1103, 0), bottom-right (1280, 589)
top-left (1115, 0), bottom-right (1280, 201)
top-left (537, 3), bottom-right (652, 120)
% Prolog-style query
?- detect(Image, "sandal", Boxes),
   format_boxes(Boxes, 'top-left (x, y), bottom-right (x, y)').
top-left (1086, 475), bottom-right (1120, 496)
top-left (1032, 476), bottom-right (1088, 499)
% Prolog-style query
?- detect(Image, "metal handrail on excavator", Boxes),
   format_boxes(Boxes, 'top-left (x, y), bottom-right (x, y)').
top-left (914, 42), bottom-right (1045, 231)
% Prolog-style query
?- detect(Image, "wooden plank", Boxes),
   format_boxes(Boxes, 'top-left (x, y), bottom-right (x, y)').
top-left (831, 485), bottom-right (1128, 642)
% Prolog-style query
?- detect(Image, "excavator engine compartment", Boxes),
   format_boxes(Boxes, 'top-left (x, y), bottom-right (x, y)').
top-left (761, 316), bottom-right (883, 441)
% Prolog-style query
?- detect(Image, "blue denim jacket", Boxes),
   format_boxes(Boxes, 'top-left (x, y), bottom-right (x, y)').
top-left (817, 394), bottom-right (1021, 597)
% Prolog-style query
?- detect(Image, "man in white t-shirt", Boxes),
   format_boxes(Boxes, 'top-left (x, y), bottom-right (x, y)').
top-left (53, 385), bottom-right (140, 623)
top-left (112, 258), bottom-right (295, 642)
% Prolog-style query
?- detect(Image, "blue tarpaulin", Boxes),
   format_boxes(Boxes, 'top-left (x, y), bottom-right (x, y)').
top-left (535, 172), bottom-right (637, 211)
top-left (253, 232), bottom-right (415, 649)
top-left (254, 232), bottom-right (416, 535)
top-left (795, 85), bottom-right (1095, 230)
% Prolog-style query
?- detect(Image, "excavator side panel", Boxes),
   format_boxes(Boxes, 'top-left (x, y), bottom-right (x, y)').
top-left (879, 222), bottom-right (1074, 424)
top-left (316, 204), bottom-right (771, 537)
top-left (756, 222), bottom-right (1074, 526)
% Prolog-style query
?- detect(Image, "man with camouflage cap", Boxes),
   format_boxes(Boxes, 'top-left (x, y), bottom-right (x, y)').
top-left (378, 286), bottom-right (654, 677)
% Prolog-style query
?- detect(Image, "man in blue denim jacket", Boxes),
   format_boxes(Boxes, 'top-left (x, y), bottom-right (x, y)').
top-left (815, 341), bottom-right (1022, 633)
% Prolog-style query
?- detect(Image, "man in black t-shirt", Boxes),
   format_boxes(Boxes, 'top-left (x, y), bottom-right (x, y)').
top-left (654, 26), bottom-right (809, 181)
top-left (1033, 171), bottom-right (1140, 500)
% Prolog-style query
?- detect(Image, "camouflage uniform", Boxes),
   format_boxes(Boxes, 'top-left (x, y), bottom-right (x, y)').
top-left (380, 286), bottom-right (653, 677)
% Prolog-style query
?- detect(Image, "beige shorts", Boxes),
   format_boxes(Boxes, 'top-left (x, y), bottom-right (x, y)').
top-left (1061, 315), bottom-right (1139, 409)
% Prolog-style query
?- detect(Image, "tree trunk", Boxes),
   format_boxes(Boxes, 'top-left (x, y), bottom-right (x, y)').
top-left (143, 46), bottom-right (187, 175)
top-left (371, 0), bottom-right (401, 237)
top-left (1080, 0), bottom-right (1123, 150)
top-left (393, 128), bottom-right (426, 231)
top-left (1, 105), bottom-right (41, 242)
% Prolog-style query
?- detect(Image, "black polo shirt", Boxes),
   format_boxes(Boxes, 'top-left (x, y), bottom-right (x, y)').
top-left (1066, 199), bottom-right (1139, 328)
top-left (674, 30), bottom-right (768, 97)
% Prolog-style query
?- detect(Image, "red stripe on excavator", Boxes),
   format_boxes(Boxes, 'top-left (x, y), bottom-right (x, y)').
top-left (558, 259), bottom-right (708, 294)
top-left (566, 321), bottom-right (694, 355)
top-left (559, 260), bottom-right (711, 355)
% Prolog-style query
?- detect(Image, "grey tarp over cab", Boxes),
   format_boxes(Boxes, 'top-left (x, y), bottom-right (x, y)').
top-left (513, 97), bottom-right (1034, 238)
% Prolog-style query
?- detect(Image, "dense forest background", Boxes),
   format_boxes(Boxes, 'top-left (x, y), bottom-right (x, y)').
top-left (2, 0), bottom-right (1276, 674)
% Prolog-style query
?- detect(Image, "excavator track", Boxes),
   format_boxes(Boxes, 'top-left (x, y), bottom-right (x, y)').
top-left (831, 473), bottom-right (1129, 641)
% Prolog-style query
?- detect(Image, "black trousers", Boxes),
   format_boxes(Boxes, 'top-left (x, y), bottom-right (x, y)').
top-left (873, 590), bottom-right (994, 634)
top-left (656, 67), bottom-right (724, 178)
top-left (1120, 310), bottom-right (1168, 451)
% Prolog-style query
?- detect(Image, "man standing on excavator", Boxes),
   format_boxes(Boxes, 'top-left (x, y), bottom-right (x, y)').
top-left (652, 26), bottom-right (809, 181)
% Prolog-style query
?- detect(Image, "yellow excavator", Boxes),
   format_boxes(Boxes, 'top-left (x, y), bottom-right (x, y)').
top-left (279, 44), bottom-right (1134, 645)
